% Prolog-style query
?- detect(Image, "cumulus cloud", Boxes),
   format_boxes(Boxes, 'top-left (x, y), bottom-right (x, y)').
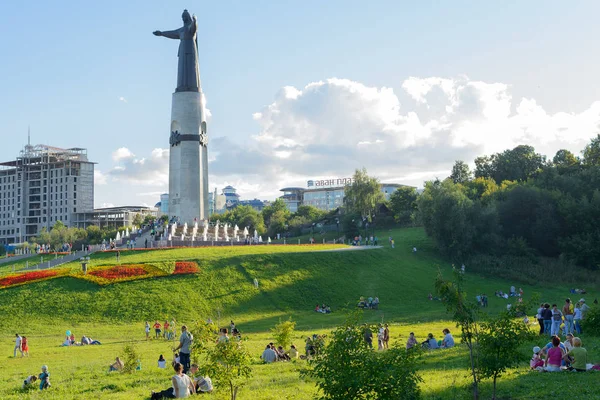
top-left (112, 147), bottom-right (135, 162)
top-left (94, 170), bottom-right (108, 185)
top-left (99, 76), bottom-right (600, 203)
top-left (108, 147), bottom-right (169, 185)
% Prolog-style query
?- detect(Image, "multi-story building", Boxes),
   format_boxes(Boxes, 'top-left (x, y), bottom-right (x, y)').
top-left (279, 178), bottom-right (412, 212)
top-left (0, 143), bottom-right (94, 244)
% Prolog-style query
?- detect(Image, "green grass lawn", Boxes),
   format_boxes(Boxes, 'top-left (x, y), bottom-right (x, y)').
top-left (0, 227), bottom-right (599, 399)
top-left (0, 254), bottom-right (52, 275)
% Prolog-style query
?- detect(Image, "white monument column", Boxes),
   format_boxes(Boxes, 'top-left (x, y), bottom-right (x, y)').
top-left (168, 92), bottom-right (208, 223)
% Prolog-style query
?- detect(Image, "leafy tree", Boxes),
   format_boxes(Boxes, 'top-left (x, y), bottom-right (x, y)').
top-left (201, 339), bottom-right (252, 400)
top-left (121, 342), bottom-right (140, 374)
top-left (477, 312), bottom-right (535, 399)
top-left (450, 160), bottom-right (472, 184)
top-left (143, 214), bottom-right (155, 225)
top-left (0, 244), bottom-right (5, 256)
top-left (475, 146), bottom-right (545, 183)
top-left (553, 149), bottom-right (580, 173)
top-left (417, 179), bottom-right (477, 260)
top-left (344, 168), bottom-right (384, 221)
top-left (262, 198), bottom-right (289, 227)
top-left (389, 186), bottom-right (419, 226)
top-left (271, 318), bottom-right (296, 350)
top-left (86, 225), bottom-right (103, 244)
top-left (464, 177), bottom-right (499, 203)
top-left (294, 205), bottom-right (325, 222)
top-left (267, 209), bottom-right (289, 237)
top-left (435, 269), bottom-right (480, 400)
top-left (190, 320), bottom-right (219, 363)
top-left (132, 213), bottom-right (143, 227)
top-left (303, 313), bottom-right (421, 400)
top-left (583, 134), bottom-right (600, 167)
top-left (341, 212), bottom-right (361, 239)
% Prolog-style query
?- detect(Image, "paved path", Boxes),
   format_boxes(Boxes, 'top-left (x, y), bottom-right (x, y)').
top-left (19, 250), bottom-right (90, 271)
top-left (320, 245), bottom-right (384, 252)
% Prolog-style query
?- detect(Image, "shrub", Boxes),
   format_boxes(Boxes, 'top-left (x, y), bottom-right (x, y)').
top-left (271, 318), bottom-right (296, 349)
top-left (582, 307), bottom-right (600, 336)
top-left (121, 343), bottom-right (140, 374)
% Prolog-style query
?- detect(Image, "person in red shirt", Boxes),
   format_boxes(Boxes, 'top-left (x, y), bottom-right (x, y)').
top-left (21, 336), bottom-right (29, 357)
top-left (163, 321), bottom-right (170, 339)
top-left (153, 321), bottom-right (162, 339)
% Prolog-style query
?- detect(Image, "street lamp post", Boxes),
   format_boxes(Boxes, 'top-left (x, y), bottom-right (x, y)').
top-left (80, 256), bottom-right (90, 275)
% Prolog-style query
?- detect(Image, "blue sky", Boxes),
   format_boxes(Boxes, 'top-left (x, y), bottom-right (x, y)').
top-left (1, 1), bottom-right (599, 207)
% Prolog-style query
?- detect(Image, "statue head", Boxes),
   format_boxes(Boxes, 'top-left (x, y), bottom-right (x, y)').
top-left (182, 9), bottom-right (192, 23)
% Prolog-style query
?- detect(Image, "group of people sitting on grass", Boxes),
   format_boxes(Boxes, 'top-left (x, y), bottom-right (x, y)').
top-left (357, 296), bottom-right (379, 309)
top-left (61, 332), bottom-right (101, 346)
top-left (530, 334), bottom-right (600, 372)
top-left (405, 329), bottom-right (455, 350)
top-left (150, 363), bottom-right (213, 399)
top-left (315, 304), bottom-right (332, 313)
top-left (260, 343), bottom-right (299, 363)
top-left (495, 285), bottom-right (524, 299)
top-left (22, 365), bottom-right (50, 391)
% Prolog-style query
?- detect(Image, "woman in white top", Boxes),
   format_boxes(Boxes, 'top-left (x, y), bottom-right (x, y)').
top-left (172, 362), bottom-right (195, 398)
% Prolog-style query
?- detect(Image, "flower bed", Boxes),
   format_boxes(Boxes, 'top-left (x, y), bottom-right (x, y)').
top-left (173, 261), bottom-right (200, 275)
top-left (80, 264), bottom-right (165, 285)
top-left (0, 269), bottom-right (67, 289)
top-left (89, 266), bottom-right (148, 280)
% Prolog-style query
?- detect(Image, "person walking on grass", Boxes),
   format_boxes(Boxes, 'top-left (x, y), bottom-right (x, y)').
top-left (14, 334), bottom-right (23, 358)
top-left (145, 321), bottom-right (150, 340)
top-left (21, 336), bottom-right (29, 357)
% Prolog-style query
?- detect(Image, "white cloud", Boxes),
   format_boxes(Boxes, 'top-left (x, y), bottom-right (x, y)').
top-left (112, 147), bottom-right (135, 162)
top-left (119, 96), bottom-right (127, 103)
top-left (98, 76), bottom-right (600, 203)
top-left (94, 170), bottom-right (108, 185)
top-left (108, 147), bottom-right (169, 185)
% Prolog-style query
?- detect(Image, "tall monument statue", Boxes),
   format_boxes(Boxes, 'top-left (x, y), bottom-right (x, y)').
top-left (153, 9), bottom-right (209, 223)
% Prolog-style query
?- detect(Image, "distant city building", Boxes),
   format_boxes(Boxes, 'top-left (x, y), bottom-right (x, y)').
top-left (72, 206), bottom-right (157, 229)
top-left (157, 193), bottom-right (169, 216)
top-left (222, 185), bottom-right (240, 208)
top-left (0, 143), bottom-right (94, 244)
top-left (209, 188), bottom-right (227, 216)
top-left (279, 178), bottom-right (412, 212)
top-left (238, 199), bottom-right (270, 212)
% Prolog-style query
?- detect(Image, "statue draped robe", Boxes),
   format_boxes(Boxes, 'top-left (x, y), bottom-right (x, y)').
top-left (159, 20), bottom-right (200, 92)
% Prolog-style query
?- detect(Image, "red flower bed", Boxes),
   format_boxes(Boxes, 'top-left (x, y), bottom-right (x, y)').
top-left (89, 266), bottom-right (148, 280)
top-left (0, 270), bottom-right (58, 287)
top-left (173, 261), bottom-right (199, 275)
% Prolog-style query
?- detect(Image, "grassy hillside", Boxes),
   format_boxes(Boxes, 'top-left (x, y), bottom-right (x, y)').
top-left (1, 227), bottom-right (599, 399)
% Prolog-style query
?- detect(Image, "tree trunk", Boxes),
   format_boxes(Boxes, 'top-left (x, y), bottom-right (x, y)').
top-left (467, 342), bottom-right (479, 400)
top-left (492, 375), bottom-right (497, 400)
top-left (230, 381), bottom-right (235, 400)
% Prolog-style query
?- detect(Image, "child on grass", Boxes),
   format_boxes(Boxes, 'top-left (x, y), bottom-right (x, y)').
top-left (38, 365), bottom-right (50, 390)
top-left (530, 346), bottom-right (544, 370)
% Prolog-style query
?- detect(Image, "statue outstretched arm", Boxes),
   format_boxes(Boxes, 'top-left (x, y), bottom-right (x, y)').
top-left (153, 29), bottom-right (180, 39)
